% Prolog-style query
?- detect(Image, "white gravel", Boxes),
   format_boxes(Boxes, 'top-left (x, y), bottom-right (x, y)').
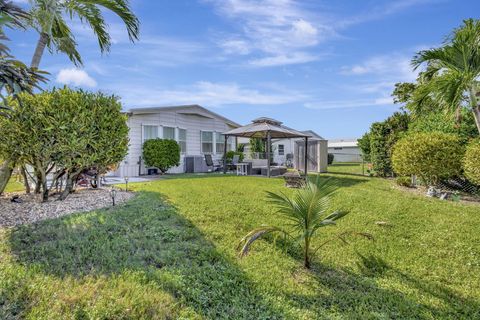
top-left (0, 188), bottom-right (134, 227)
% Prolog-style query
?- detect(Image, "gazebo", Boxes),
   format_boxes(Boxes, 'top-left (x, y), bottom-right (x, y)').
top-left (222, 117), bottom-right (311, 178)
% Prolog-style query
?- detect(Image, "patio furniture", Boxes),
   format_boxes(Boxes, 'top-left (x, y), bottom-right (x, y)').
top-left (260, 166), bottom-right (287, 177)
top-left (223, 117), bottom-right (311, 178)
top-left (236, 163), bottom-right (250, 176)
top-left (204, 154), bottom-right (222, 172)
top-left (228, 154), bottom-right (240, 170)
top-left (283, 171), bottom-right (305, 188)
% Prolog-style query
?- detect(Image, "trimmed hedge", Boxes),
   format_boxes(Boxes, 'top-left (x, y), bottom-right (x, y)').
top-left (392, 132), bottom-right (464, 186)
top-left (143, 139), bottom-right (180, 173)
top-left (464, 140), bottom-right (480, 185)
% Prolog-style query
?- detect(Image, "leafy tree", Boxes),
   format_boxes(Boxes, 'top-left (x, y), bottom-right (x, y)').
top-left (143, 139), bottom-right (180, 174)
top-left (238, 178), bottom-right (371, 269)
top-left (0, 88), bottom-right (129, 201)
top-left (357, 132), bottom-right (371, 162)
top-left (368, 112), bottom-right (410, 177)
top-left (412, 19), bottom-right (480, 134)
top-left (464, 140), bottom-right (480, 185)
top-left (392, 132), bottom-right (465, 186)
top-left (226, 150), bottom-right (244, 163)
top-left (28, 0), bottom-right (140, 68)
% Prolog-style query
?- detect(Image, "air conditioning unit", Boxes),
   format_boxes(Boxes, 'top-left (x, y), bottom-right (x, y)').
top-left (184, 156), bottom-right (208, 173)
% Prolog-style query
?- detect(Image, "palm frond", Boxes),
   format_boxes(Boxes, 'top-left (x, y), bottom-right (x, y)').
top-left (237, 226), bottom-right (289, 257)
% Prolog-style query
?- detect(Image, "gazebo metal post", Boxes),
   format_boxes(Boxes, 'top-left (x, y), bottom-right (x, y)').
top-left (223, 134), bottom-right (228, 174)
top-left (304, 136), bottom-right (309, 178)
top-left (266, 131), bottom-right (271, 178)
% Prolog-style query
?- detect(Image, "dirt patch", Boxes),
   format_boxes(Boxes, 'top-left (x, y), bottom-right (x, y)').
top-left (0, 188), bottom-right (134, 227)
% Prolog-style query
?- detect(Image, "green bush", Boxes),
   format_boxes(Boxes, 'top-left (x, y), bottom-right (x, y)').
top-left (143, 139), bottom-right (180, 173)
top-left (464, 140), bottom-right (480, 185)
top-left (226, 151), bottom-right (244, 163)
top-left (369, 112), bottom-right (410, 177)
top-left (0, 88), bottom-right (129, 201)
top-left (357, 133), bottom-right (371, 162)
top-left (327, 153), bottom-right (334, 165)
top-left (392, 132), bottom-right (464, 186)
top-left (395, 176), bottom-right (412, 188)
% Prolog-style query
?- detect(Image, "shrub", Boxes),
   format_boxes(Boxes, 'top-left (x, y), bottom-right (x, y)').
top-left (327, 153), bottom-right (334, 165)
top-left (226, 151), bottom-right (244, 163)
top-left (143, 139), bottom-right (180, 173)
top-left (0, 88), bottom-right (129, 201)
top-left (357, 133), bottom-right (371, 162)
top-left (464, 140), bottom-right (480, 185)
top-left (392, 132), bottom-right (464, 186)
top-left (396, 176), bottom-right (412, 188)
top-left (369, 112), bottom-right (410, 177)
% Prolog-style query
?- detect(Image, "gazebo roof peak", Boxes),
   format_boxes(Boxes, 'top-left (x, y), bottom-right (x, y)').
top-left (251, 117), bottom-right (283, 126)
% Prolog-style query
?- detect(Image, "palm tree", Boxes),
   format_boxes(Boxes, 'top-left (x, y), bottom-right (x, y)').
top-left (238, 178), bottom-right (371, 269)
top-left (28, 0), bottom-right (140, 68)
top-left (412, 19), bottom-right (480, 134)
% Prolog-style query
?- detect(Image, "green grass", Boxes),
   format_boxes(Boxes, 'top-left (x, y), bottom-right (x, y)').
top-left (1, 174), bottom-right (479, 319)
top-left (4, 176), bottom-right (24, 193)
top-left (328, 162), bottom-right (365, 175)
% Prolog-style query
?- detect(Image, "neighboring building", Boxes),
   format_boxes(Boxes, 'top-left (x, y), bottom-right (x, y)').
top-left (271, 130), bottom-right (326, 166)
top-left (115, 105), bottom-right (240, 177)
top-left (327, 139), bottom-right (362, 162)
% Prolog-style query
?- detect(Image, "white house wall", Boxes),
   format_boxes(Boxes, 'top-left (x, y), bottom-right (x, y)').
top-left (117, 109), bottom-right (236, 177)
top-left (327, 146), bottom-right (362, 162)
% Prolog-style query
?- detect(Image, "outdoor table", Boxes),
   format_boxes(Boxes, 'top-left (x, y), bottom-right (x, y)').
top-left (236, 163), bottom-right (249, 176)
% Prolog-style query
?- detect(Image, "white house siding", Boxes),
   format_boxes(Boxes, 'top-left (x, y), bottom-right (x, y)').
top-left (327, 139), bottom-right (362, 162)
top-left (115, 106), bottom-right (238, 177)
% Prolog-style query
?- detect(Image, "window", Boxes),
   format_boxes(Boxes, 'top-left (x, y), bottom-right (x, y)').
top-left (201, 131), bottom-right (213, 153)
top-left (178, 128), bottom-right (187, 153)
top-left (216, 132), bottom-right (225, 154)
top-left (227, 136), bottom-right (235, 152)
top-left (163, 126), bottom-right (175, 140)
top-left (334, 147), bottom-right (343, 150)
top-left (278, 144), bottom-right (285, 155)
top-left (143, 125), bottom-right (158, 142)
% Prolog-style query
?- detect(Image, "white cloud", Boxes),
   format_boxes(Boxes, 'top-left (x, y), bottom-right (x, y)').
top-left (206, 0), bottom-right (333, 66)
top-left (341, 53), bottom-right (418, 82)
top-left (304, 97), bottom-right (394, 110)
top-left (56, 68), bottom-right (97, 87)
top-left (115, 81), bottom-right (307, 107)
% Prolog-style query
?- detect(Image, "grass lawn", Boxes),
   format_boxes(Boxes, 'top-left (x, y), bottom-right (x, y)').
top-left (4, 176), bottom-right (24, 193)
top-left (328, 162), bottom-right (365, 176)
top-left (1, 173), bottom-right (479, 319)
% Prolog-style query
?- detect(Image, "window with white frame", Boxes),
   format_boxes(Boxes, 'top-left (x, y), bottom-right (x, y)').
top-left (278, 144), bottom-right (285, 155)
top-left (163, 126), bottom-right (175, 140)
top-left (216, 132), bottom-right (225, 154)
top-left (143, 125), bottom-right (158, 142)
top-left (178, 128), bottom-right (187, 153)
top-left (201, 131), bottom-right (213, 153)
top-left (227, 136), bottom-right (235, 152)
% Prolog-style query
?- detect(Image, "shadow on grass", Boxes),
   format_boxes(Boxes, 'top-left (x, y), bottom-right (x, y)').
top-left (7, 192), bottom-right (283, 319)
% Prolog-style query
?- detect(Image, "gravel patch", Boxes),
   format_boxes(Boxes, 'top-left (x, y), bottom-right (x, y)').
top-left (0, 188), bottom-right (135, 227)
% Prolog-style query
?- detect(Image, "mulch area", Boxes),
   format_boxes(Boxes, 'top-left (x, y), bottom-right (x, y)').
top-left (0, 188), bottom-right (134, 228)
top-left (393, 184), bottom-right (480, 206)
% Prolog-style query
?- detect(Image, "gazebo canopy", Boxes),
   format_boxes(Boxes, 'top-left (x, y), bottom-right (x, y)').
top-left (224, 117), bottom-right (311, 139)
top-left (222, 117), bottom-right (311, 178)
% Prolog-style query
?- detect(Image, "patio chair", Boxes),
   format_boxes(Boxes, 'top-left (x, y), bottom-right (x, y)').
top-left (228, 154), bottom-right (240, 171)
top-left (204, 154), bottom-right (222, 172)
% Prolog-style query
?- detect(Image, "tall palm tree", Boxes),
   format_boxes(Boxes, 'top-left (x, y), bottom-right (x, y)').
top-left (28, 0), bottom-right (140, 68)
top-left (238, 178), bottom-right (371, 269)
top-left (412, 19), bottom-right (480, 134)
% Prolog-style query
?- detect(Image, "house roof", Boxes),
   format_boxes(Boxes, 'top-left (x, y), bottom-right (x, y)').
top-left (224, 117), bottom-right (310, 139)
top-left (328, 139), bottom-right (358, 148)
top-left (127, 104), bottom-right (241, 128)
top-left (301, 130), bottom-right (326, 140)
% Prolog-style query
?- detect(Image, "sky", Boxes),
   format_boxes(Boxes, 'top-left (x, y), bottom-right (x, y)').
top-left (7, 0), bottom-right (480, 139)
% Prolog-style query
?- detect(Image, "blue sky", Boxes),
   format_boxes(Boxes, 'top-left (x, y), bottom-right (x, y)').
top-left (8, 0), bottom-right (480, 138)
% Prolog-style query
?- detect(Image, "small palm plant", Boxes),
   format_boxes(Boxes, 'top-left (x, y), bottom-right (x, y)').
top-left (238, 178), bottom-right (371, 269)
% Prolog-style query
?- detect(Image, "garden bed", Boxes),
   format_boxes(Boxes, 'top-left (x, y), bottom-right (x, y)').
top-left (0, 188), bottom-right (134, 227)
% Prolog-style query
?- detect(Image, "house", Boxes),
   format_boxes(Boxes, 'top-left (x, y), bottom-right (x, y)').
top-left (327, 139), bottom-right (362, 162)
top-left (114, 105), bottom-right (240, 177)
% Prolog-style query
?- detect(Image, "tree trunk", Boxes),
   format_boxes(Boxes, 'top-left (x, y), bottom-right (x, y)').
top-left (473, 106), bottom-right (480, 135)
top-left (20, 166), bottom-right (30, 194)
top-left (0, 159), bottom-right (15, 195)
top-left (31, 33), bottom-right (48, 69)
top-left (304, 238), bottom-right (311, 269)
top-left (58, 175), bottom-right (74, 201)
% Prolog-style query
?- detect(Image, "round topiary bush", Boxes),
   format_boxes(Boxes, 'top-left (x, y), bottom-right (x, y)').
top-left (464, 140), bottom-right (480, 185)
top-left (392, 132), bottom-right (465, 186)
top-left (143, 139), bottom-right (180, 173)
